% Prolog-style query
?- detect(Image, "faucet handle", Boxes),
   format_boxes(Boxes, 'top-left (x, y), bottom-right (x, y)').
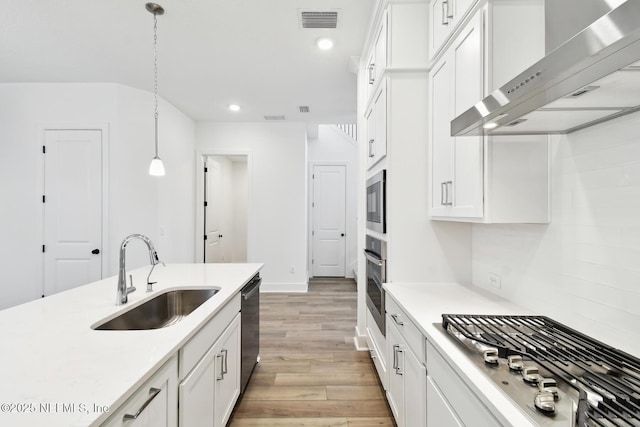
top-left (127, 274), bottom-right (136, 295)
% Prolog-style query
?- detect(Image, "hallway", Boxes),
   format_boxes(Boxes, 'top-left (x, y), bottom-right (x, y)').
top-left (229, 278), bottom-right (394, 426)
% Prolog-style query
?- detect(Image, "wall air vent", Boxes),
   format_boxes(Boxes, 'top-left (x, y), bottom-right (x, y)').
top-left (264, 115), bottom-right (286, 121)
top-left (299, 106), bottom-right (310, 113)
top-left (505, 118), bottom-right (528, 127)
top-left (299, 10), bottom-right (339, 29)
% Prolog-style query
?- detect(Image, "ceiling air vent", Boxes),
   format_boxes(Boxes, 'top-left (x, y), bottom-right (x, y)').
top-left (299, 106), bottom-right (310, 113)
top-left (299, 10), bottom-right (339, 29)
top-left (264, 115), bottom-right (286, 121)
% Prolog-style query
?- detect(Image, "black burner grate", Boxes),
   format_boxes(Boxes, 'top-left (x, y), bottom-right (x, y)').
top-left (442, 314), bottom-right (640, 426)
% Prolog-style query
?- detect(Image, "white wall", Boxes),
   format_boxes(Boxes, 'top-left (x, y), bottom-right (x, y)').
top-left (472, 111), bottom-right (640, 355)
top-left (307, 125), bottom-right (358, 278)
top-left (0, 83), bottom-right (196, 310)
top-left (196, 122), bottom-right (308, 291)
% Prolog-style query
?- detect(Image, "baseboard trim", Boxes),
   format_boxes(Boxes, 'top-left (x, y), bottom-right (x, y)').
top-left (260, 282), bottom-right (308, 293)
top-left (353, 325), bottom-right (369, 351)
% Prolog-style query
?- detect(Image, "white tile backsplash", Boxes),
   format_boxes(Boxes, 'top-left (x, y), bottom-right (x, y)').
top-left (472, 112), bottom-right (640, 356)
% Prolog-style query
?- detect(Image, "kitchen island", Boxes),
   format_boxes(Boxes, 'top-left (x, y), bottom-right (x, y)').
top-left (0, 262), bottom-right (262, 426)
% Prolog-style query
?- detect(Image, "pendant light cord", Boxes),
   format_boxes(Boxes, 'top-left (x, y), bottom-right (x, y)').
top-left (153, 12), bottom-right (159, 157)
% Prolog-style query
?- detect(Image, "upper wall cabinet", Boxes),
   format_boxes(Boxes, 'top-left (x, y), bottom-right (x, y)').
top-left (428, 0), bottom-right (550, 223)
top-left (430, 0), bottom-right (476, 61)
top-left (364, 2), bottom-right (429, 171)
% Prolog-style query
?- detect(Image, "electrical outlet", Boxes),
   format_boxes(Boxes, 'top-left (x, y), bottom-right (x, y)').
top-left (289, 266), bottom-right (295, 274)
top-left (488, 273), bottom-right (501, 288)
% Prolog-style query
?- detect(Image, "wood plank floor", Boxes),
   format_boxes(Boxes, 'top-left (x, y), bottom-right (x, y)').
top-left (229, 278), bottom-right (395, 427)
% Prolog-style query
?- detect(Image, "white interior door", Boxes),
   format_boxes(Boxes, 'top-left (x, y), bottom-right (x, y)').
top-left (44, 129), bottom-right (102, 296)
top-left (312, 165), bottom-right (346, 277)
top-left (205, 158), bottom-right (223, 263)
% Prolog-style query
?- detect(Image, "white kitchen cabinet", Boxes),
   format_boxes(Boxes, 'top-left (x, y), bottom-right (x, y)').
top-left (428, 2), bottom-right (549, 223)
top-left (178, 294), bottom-right (242, 427)
top-left (426, 340), bottom-right (501, 426)
top-left (366, 11), bottom-right (388, 101)
top-left (102, 356), bottom-right (178, 427)
top-left (366, 79), bottom-right (388, 169)
top-left (213, 314), bottom-right (241, 427)
top-left (429, 11), bottom-right (483, 219)
top-left (426, 376), bottom-right (463, 427)
top-left (430, 0), bottom-right (477, 60)
top-left (386, 297), bottom-right (427, 427)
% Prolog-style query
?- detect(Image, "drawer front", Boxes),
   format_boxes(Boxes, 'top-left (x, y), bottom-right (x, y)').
top-left (102, 356), bottom-right (178, 427)
top-left (426, 340), bottom-right (501, 426)
top-left (179, 294), bottom-right (241, 379)
top-left (386, 296), bottom-right (424, 361)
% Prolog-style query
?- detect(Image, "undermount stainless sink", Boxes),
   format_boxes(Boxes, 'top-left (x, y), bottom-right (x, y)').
top-left (93, 288), bottom-right (220, 331)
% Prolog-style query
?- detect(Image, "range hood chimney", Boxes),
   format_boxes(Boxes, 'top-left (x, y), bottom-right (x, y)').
top-left (451, 0), bottom-right (640, 136)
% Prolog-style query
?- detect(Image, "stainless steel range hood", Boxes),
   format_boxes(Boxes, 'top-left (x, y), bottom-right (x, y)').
top-left (451, 0), bottom-right (640, 136)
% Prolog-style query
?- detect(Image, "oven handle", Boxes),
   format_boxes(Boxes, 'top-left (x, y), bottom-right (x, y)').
top-left (363, 250), bottom-right (384, 267)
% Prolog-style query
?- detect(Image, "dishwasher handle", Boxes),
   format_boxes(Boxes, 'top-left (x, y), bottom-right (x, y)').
top-left (242, 277), bottom-right (262, 300)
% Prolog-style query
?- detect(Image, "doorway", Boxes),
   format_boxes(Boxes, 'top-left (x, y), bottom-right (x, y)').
top-left (203, 155), bottom-right (248, 263)
top-left (43, 129), bottom-right (105, 296)
top-left (311, 164), bottom-right (347, 277)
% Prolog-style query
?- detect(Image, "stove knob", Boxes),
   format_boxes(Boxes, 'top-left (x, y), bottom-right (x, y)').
top-left (483, 348), bottom-right (499, 365)
top-left (534, 391), bottom-right (556, 415)
top-left (538, 378), bottom-right (559, 400)
top-left (522, 366), bottom-right (541, 384)
top-left (507, 355), bottom-right (524, 371)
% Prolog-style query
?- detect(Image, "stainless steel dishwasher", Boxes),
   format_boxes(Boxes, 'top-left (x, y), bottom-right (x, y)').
top-left (240, 273), bottom-right (261, 395)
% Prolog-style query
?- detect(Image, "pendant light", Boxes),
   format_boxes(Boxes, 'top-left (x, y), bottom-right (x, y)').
top-left (147, 3), bottom-right (166, 176)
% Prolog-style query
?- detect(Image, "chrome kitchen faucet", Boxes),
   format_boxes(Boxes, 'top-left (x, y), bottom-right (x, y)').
top-left (116, 234), bottom-right (163, 305)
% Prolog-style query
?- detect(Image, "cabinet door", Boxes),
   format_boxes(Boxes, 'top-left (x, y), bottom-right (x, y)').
top-left (429, 54), bottom-right (453, 217)
top-left (451, 0), bottom-right (475, 28)
top-left (214, 314), bottom-right (241, 427)
top-left (373, 80), bottom-right (388, 163)
top-left (103, 357), bottom-right (178, 427)
top-left (386, 321), bottom-right (405, 427)
top-left (179, 344), bottom-right (216, 427)
top-left (373, 12), bottom-right (387, 82)
top-left (431, 0), bottom-right (451, 57)
top-left (404, 346), bottom-right (426, 427)
top-left (450, 11), bottom-right (483, 218)
top-left (426, 376), bottom-right (463, 427)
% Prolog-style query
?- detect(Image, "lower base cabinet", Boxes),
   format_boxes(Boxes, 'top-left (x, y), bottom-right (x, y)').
top-left (426, 376), bottom-right (462, 427)
top-left (386, 298), bottom-right (427, 427)
top-left (101, 356), bottom-right (178, 427)
top-left (179, 313), bottom-right (241, 427)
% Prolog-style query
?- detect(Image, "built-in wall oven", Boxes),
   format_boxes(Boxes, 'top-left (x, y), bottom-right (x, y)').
top-left (366, 170), bottom-right (386, 233)
top-left (364, 234), bottom-right (387, 336)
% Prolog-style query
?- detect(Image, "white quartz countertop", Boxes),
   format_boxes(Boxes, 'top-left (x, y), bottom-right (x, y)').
top-left (0, 262), bottom-right (262, 427)
top-left (384, 282), bottom-right (537, 426)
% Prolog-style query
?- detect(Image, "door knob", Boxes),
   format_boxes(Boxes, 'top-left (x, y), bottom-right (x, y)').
top-left (219, 234), bottom-right (223, 238)
top-left (91, 249), bottom-right (100, 255)
top-left (341, 233), bottom-right (345, 237)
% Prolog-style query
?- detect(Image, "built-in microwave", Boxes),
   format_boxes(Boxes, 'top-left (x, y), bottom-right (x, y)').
top-left (366, 170), bottom-right (386, 233)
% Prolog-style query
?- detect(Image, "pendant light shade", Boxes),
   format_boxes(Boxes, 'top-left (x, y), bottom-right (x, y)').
top-left (147, 2), bottom-right (166, 177)
top-left (149, 156), bottom-right (165, 176)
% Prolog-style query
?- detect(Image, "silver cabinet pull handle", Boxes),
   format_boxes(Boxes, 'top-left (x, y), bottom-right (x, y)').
top-left (393, 344), bottom-right (399, 370)
top-left (446, 0), bottom-right (454, 19)
top-left (369, 64), bottom-right (376, 84)
top-left (442, 1), bottom-right (449, 25)
top-left (440, 182), bottom-right (446, 206)
top-left (216, 352), bottom-right (225, 381)
top-left (222, 348), bottom-right (228, 375)
top-left (368, 139), bottom-right (375, 158)
top-left (391, 314), bottom-right (404, 326)
top-left (123, 387), bottom-right (161, 421)
top-left (446, 181), bottom-right (453, 205)
top-left (396, 347), bottom-right (404, 375)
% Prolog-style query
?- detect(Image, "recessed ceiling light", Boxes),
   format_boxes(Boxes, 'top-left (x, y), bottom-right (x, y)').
top-left (316, 37), bottom-right (334, 50)
top-left (229, 104), bottom-right (241, 112)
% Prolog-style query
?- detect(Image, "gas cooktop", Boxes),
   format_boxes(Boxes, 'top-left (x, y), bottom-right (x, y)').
top-left (439, 314), bottom-right (640, 426)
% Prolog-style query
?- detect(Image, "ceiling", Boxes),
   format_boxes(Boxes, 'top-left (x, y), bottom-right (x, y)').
top-left (0, 0), bottom-right (375, 123)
